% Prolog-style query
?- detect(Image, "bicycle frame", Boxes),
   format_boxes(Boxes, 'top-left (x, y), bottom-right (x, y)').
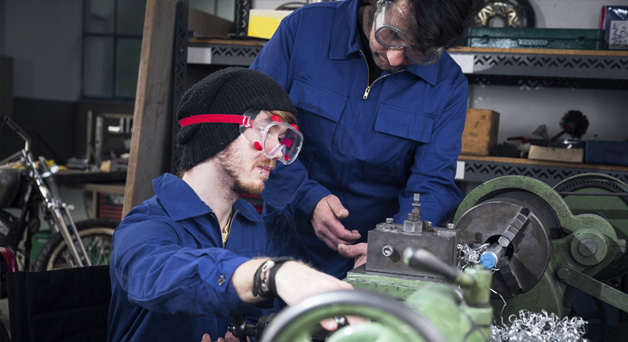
top-left (1, 117), bottom-right (91, 268)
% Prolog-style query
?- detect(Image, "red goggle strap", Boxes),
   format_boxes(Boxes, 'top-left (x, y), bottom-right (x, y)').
top-left (179, 114), bottom-right (249, 128)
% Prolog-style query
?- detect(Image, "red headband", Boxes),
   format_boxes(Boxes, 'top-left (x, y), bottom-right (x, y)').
top-left (179, 114), bottom-right (248, 128)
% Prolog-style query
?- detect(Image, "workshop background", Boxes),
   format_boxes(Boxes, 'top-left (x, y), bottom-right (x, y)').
top-left (1, 0), bottom-right (627, 154)
top-left (1, 0), bottom-right (627, 212)
top-left (0, 0), bottom-right (628, 340)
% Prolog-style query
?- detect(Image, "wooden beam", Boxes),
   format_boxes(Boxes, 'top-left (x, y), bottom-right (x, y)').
top-left (123, 0), bottom-right (176, 216)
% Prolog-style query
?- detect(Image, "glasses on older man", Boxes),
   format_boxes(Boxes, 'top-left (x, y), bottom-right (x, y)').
top-left (373, 0), bottom-right (443, 66)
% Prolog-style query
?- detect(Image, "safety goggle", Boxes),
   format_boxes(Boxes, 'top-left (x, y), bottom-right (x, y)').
top-left (374, 0), bottom-right (443, 66)
top-left (178, 110), bottom-right (303, 165)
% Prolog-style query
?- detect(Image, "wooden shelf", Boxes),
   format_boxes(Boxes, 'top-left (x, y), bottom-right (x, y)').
top-left (457, 154), bottom-right (628, 186)
top-left (187, 38), bottom-right (264, 66)
top-left (450, 46), bottom-right (628, 57)
top-left (449, 46), bottom-right (628, 89)
top-left (459, 154), bottom-right (628, 172)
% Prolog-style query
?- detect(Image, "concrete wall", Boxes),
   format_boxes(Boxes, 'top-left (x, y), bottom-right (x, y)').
top-left (2, 0), bottom-right (82, 102)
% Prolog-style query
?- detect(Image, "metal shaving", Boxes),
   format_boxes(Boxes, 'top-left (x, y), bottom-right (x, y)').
top-left (458, 244), bottom-right (589, 341)
top-left (490, 310), bottom-right (588, 342)
top-left (457, 243), bottom-right (490, 269)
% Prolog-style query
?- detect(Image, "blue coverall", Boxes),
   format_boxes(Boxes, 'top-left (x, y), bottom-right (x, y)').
top-left (107, 173), bottom-right (275, 341)
top-left (250, 0), bottom-right (468, 279)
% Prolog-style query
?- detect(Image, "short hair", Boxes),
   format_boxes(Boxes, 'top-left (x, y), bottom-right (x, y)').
top-left (271, 110), bottom-right (297, 125)
top-left (370, 0), bottom-right (473, 52)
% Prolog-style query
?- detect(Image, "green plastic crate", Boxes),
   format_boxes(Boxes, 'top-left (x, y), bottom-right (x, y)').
top-left (466, 27), bottom-right (606, 50)
top-left (30, 230), bottom-right (53, 261)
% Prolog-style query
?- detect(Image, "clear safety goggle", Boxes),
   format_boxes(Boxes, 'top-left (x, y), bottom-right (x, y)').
top-left (239, 110), bottom-right (303, 165)
top-left (374, 0), bottom-right (443, 66)
top-left (178, 110), bottom-right (303, 165)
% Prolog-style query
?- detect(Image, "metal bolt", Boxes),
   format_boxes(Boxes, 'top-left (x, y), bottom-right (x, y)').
top-left (578, 239), bottom-right (598, 257)
top-left (386, 218), bottom-right (394, 224)
top-left (382, 245), bottom-right (394, 257)
top-left (446, 223), bottom-right (455, 230)
top-left (556, 267), bottom-right (570, 280)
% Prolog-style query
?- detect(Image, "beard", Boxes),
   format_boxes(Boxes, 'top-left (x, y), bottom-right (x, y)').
top-left (216, 143), bottom-right (274, 196)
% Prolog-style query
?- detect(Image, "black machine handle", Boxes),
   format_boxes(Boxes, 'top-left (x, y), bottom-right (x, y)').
top-left (229, 313), bottom-right (276, 341)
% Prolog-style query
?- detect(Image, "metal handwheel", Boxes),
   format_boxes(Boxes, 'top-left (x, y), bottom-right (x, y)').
top-left (259, 289), bottom-right (445, 342)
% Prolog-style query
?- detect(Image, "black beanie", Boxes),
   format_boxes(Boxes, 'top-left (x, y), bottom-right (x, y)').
top-left (176, 67), bottom-right (296, 171)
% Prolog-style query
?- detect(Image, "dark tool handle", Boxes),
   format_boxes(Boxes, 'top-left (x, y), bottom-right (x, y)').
top-left (403, 247), bottom-right (460, 282)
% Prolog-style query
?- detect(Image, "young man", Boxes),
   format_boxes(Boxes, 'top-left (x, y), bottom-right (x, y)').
top-left (250, 0), bottom-right (473, 278)
top-left (107, 67), bottom-right (352, 341)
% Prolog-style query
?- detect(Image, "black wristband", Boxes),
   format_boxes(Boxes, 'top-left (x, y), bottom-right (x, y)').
top-left (251, 257), bottom-right (295, 299)
top-left (252, 260), bottom-right (272, 298)
top-left (267, 257), bottom-right (294, 297)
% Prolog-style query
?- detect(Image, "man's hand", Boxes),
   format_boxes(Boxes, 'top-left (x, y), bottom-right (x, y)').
top-left (338, 243), bottom-right (367, 269)
top-left (311, 195), bottom-right (360, 250)
top-left (200, 332), bottom-right (243, 342)
top-left (200, 333), bottom-right (222, 342)
top-left (274, 261), bottom-right (354, 305)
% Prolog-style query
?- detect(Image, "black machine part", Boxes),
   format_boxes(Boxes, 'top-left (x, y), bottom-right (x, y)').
top-left (456, 199), bottom-right (553, 298)
top-left (0, 168), bottom-right (22, 208)
top-left (229, 314), bottom-right (276, 342)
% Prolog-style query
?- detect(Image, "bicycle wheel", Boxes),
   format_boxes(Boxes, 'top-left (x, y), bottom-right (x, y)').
top-left (32, 219), bottom-right (118, 271)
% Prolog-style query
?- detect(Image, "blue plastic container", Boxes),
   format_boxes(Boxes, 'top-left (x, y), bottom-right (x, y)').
top-left (585, 140), bottom-right (628, 166)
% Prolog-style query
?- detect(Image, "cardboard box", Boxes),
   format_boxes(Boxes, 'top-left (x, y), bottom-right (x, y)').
top-left (528, 145), bottom-right (584, 163)
top-left (188, 8), bottom-right (234, 38)
top-left (461, 109), bottom-right (500, 156)
top-left (248, 9), bottom-right (291, 39)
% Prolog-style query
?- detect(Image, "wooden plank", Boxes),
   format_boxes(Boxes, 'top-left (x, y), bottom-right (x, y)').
top-left (189, 37), bottom-right (266, 46)
top-left (123, 0), bottom-right (176, 216)
top-left (528, 145), bottom-right (584, 163)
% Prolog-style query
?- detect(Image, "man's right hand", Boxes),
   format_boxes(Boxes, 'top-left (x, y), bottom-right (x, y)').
top-left (200, 332), bottom-right (242, 342)
top-left (274, 260), bottom-right (354, 305)
top-left (311, 195), bottom-right (361, 250)
top-left (338, 242), bottom-right (367, 269)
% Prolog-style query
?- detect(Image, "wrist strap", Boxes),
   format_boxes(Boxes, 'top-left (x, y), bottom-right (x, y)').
top-left (267, 257), bottom-right (294, 297)
top-left (251, 257), bottom-right (295, 298)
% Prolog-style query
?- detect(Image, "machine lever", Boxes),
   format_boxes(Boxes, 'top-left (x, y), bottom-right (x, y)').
top-left (556, 265), bottom-right (628, 313)
top-left (404, 248), bottom-right (475, 288)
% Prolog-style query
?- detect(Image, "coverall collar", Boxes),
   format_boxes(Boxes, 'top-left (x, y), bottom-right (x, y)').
top-left (329, 0), bottom-right (439, 86)
top-left (153, 173), bottom-right (263, 223)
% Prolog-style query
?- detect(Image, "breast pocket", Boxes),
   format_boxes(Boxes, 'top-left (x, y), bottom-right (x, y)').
top-left (289, 77), bottom-right (347, 155)
top-left (365, 104), bottom-right (434, 180)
